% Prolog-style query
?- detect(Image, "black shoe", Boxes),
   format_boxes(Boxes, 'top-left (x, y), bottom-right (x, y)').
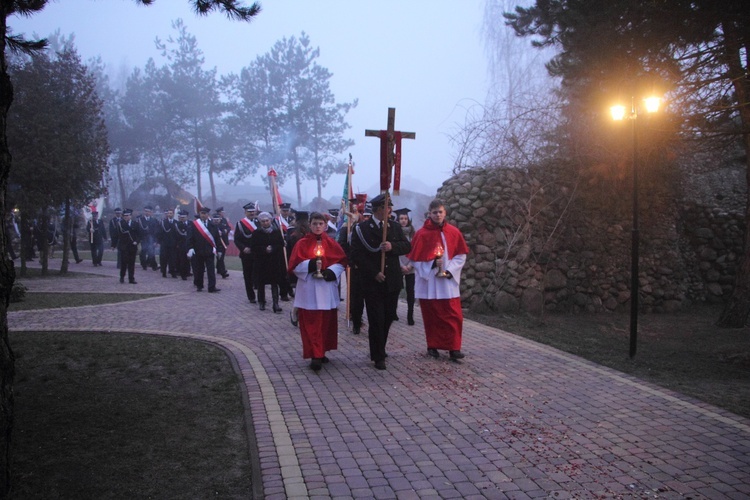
top-left (321, 356), bottom-right (329, 364)
top-left (408, 315), bottom-right (415, 326)
top-left (374, 360), bottom-right (386, 370)
top-left (449, 350), bottom-right (465, 361)
top-left (119, 277), bottom-right (124, 283)
top-left (75, 259), bottom-right (83, 264)
top-left (196, 287), bottom-right (203, 292)
top-left (129, 280), bottom-right (137, 284)
top-left (249, 298), bottom-right (257, 304)
top-left (259, 303), bottom-right (266, 311)
top-left (162, 274), bottom-right (167, 278)
top-left (427, 348), bottom-right (439, 359)
top-left (310, 358), bottom-right (322, 371)
top-left (221, 273), bottom-right (229, 278)
top-left (353, 325), bottom-right (360, 335)
top-left (208, 288), bottom-right (220, 293)
top-left (272, 302), bottom-right (282, 313)
top-left (393, 316), bottom-right (400, 321)
top-left (280, 296), bottom-right (290, 302)
top-left (290, 311), bottom-right (298, 327)
top-left (181, 276), bottom-right (188, 280)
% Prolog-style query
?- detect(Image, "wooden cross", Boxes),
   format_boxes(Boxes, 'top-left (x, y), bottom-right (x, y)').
top-left (365, 107), bottom-right (416, 194)
top-left (365, 107), bottom-right (416, 273)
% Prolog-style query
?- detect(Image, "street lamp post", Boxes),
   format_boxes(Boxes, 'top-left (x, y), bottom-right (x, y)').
top-left (611, 96), bottom-right (660, 359)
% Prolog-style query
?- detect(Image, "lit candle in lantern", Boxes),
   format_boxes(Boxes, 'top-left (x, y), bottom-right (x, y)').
top-left (313, 240), bottom-right (324, 278)
top-left (434, 244), bottom-right (447, 277)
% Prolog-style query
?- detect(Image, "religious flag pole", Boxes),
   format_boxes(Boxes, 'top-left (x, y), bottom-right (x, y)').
top-left (268, 168), bottom-right (289, 270)
top-left (344, 153), bottom-right (354, 325)
top-left (365, 107), bottom-right (415, 274)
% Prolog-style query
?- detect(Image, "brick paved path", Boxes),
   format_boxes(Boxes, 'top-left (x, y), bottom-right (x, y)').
top-left (9, 259), bottom-right (750, 499)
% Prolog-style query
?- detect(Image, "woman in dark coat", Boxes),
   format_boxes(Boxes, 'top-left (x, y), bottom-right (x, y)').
top-left (251, 212), bottom-right (287, 312)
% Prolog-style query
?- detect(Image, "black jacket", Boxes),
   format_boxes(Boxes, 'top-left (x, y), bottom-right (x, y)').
top-left (350, 217), bottom-right (411, 293)
top-left (187, 218), bottom-right (220, 257)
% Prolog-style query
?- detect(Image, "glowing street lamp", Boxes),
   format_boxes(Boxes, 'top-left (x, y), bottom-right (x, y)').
top-left (610, 95), bottom-right (661, 358)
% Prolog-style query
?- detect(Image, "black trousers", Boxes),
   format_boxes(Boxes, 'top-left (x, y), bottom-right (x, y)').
top-left (240, 254), bottom-right (256, 301)
top-left (160, 245), bottom-right (177, 276)
top-left (90, 240), bottom-right (104, 265)
top-left (350, 273), bottom-right (365, 327)
top-left (404, 273), bottom-right (415, 319)
top-left (363, 284), bottom-right (400, 363)
top-left (191, 253), bottom-right (216, 290)
top-left (120, 243), bottom-right (138, 282)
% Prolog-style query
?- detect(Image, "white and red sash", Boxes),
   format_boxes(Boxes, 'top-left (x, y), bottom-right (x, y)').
top-left (278, 215), bottom-right (289, 232)
top-left (239, 218), bottom-right (257, 233)
top-left (193, 219), bottom-right (216, 248)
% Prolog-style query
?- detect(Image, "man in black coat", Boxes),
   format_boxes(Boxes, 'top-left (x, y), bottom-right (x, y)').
top-left (118, 209), bottom-right (141, 284)
top-left (109, 207), bottom-right (123, 269)
top-left (137, 205), bottom-right (159, 271)
top-left (234, 202), bottom-right (258, 302)
top-left (174, 210), bottom-right (192, 280)
top-left (212, 211), bottom-right (230, 279)
top-left (350, 193), bottom-right (411, 370)
top-left (158, 208), bottom-right (178, 278)
top-left (187, 206), bottom-right (221, 293)
top-left (86, 211), bottom-right (107, 266)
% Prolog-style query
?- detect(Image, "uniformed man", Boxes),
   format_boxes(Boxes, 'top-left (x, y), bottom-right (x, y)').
top-left (174, 210), bottom-right (192, 280)
top-left (350, 194), bottom-right (411, 370)
top-left (109, 207), bottom-right (123, 269)
top-left (188, 206), bottom-right (221, 293)
top-left (118, 209), bottom-right (141, 284)
top-left (158, 208), bottom-right (177, 278)
top-left (234, 202), bottom-right (258, 303)
top-left (137, 205), bottom-right (159, 271)
top-left (212, 211), bottom-right (230, 279)
top-left (86, 211), bottom-right (107, 266)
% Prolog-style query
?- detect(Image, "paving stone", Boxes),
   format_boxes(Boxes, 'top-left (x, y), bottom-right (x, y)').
top-left (12, 258), bottom-right (750, 499)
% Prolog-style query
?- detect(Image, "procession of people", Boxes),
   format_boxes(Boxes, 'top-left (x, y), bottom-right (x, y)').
top-left (20, 191), bottom-right (469, 373)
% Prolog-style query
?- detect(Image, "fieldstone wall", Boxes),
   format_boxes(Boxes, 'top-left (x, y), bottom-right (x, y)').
top-left (436, 167), bottom-right (745, 314)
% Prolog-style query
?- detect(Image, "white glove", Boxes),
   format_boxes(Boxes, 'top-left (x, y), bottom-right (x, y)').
top-left (187, 249), bottom-right (195, 258)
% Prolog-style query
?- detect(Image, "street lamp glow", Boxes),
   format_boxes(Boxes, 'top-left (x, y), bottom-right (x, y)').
top-left (610, 105), bottom-right (627, 121)
top-left (644, 96), bottom-right (661, 113)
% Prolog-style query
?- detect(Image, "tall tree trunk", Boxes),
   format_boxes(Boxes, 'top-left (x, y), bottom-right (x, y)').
top-left (0, 6), bottom-right (14, 489)
top-left (208, 155), bottom-right (217, 208)
top-left (716, 20), bottom-right (750, 328)
top-left (116, 161), bottom-right (126, 210)
top-left (60, 201), bottom-right (71, 275)
top-left (39, 211), bottom-right (49, 277)
top-left (293, 149), bottom-right (302, 207)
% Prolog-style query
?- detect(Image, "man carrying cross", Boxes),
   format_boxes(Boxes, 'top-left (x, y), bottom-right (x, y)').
top-left (350, 108), bottom-right (414, 370)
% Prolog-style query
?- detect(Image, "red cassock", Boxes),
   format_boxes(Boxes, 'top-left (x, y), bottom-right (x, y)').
top-left (408, 219), bottom-right (469, 351)
top-left (288, 232), bottom-right (348, 359)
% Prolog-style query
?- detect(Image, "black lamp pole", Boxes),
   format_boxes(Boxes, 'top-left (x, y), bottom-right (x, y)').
top-left (629, 97), bottom-right (639, 359)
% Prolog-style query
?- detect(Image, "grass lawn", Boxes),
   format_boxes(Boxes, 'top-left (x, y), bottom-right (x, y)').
top-left (10, 331), bottom-right (254, 499)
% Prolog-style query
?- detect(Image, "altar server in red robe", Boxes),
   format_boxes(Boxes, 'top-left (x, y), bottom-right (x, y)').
top-left (288, 211), bottom-right (348, 371)
top-left (407, 198), bottom-right (470, 361)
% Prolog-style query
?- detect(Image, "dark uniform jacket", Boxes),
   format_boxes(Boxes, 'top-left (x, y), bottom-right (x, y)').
top-left (234, 219), bottom-right (256, 256)
top-left (351, 217), bottom-right (411, 293)
top-left (86, 219), bottom-right (107, 244)
top-left (117, 219), bottom-right (141, 249)
top-left (187, 218), bottom-right (220, 257)
top-left (109, 217), bottom-right (121, 248)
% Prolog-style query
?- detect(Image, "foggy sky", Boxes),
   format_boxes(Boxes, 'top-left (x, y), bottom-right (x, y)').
top-left (9, 1), bottom-right (489, 206)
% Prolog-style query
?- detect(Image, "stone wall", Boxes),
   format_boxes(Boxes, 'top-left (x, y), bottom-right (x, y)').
top-left (436, 167), bottom-right (745, 314)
